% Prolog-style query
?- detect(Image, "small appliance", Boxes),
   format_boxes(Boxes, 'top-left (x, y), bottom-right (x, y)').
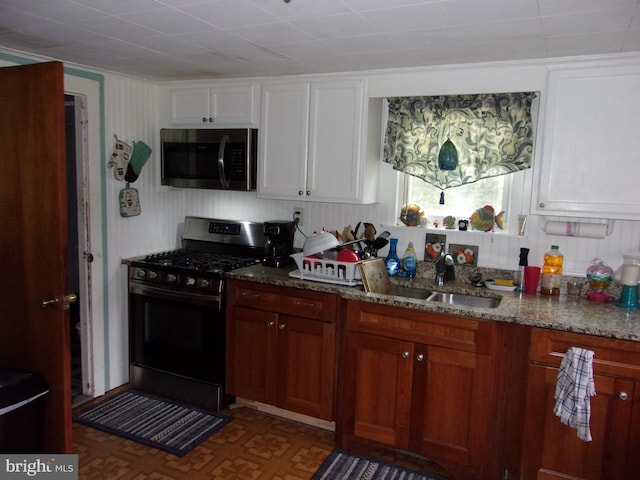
top-left (615, 254), bottom-right (640, 309)
top-left (160, 128), bottom-right (258, 190)
top-left (262, 221), bottom-right (296, 267)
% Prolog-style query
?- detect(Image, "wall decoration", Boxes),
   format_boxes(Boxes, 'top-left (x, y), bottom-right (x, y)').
top-left (449, 244), bottom-right (478, 266)
top-left (425, 233), bottom-right (446, 261)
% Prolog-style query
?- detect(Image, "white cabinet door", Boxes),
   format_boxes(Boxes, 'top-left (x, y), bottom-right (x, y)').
top-left (308, 80), bottom-right (364, 203)
top-left (169, 87), bottom-right (211, 125)
top-left (258, 79), bottom-right (377, 203)
top-left (211, 85), bottom-right (257, 126)
top-left (532, 62), bottom-right (640, 220)
top-left (168, 84), bottom-right (257, 126)
top-left (258, 82), bottom-right (310, 199)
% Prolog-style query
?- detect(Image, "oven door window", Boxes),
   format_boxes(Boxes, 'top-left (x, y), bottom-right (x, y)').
top-left (131, 293), bottom-right (225, 384)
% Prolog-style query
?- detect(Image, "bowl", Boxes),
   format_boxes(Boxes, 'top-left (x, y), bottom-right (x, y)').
top-left (303, 232), bottom-right (340, 257)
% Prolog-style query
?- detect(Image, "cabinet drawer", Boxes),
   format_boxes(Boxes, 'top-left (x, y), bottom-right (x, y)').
top-left (228, 280), bottom-right (337, 322)
top-left (529, 328), bottom-right (640, 380)
top-left (346, 301), bottom-right (494, 353)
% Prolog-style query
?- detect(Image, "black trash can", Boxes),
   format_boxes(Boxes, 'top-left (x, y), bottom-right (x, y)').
top-left (0, 370), bottom-right (48, 453)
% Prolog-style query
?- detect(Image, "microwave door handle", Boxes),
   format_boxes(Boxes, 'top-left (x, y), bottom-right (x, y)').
top-left (218, 134), bottom-right (231, 189)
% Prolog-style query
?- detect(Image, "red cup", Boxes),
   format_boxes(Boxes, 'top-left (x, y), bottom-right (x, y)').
top-left (523, 266), bottom-right (541, 294)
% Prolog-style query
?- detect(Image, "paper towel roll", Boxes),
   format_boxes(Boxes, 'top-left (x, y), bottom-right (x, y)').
top-left (545, 221), bottom-right (607, 239)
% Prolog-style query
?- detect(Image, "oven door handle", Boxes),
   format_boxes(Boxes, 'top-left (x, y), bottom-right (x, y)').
top-left (129, 281), bottom-right (223, 309)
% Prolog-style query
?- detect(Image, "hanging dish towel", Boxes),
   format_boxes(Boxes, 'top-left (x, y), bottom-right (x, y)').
top-left (553, 347), bottom-right (596, 441)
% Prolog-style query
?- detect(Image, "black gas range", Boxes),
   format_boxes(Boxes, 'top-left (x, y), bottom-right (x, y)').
top-left (127, 216), bottom-right (267, 411)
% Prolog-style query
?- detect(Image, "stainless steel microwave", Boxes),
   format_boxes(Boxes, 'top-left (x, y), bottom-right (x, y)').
top-left (160, 128), bottom-right (258, 190)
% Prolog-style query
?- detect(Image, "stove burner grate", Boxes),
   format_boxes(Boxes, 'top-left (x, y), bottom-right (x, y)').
top-left (143, 250), bottom-right (260, 273)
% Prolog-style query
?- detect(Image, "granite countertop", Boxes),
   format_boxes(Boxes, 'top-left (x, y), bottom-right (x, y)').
top-left (228, 264), bottom-right (640, 343)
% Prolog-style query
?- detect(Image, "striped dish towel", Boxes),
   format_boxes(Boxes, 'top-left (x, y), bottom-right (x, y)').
top-left (553, 347), bottom-right (596, 441)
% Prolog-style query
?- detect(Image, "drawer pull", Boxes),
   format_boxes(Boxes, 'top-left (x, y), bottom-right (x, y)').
top-left (402, 351), bottom-right (410, 359)
top-left (619, 391), bottom-right (629, 401)
top-left (267, 321), bottom-right (275, 327)
top-left (294, 300), bottom-right (316, 308)
top-left (279, 323), bottom-right (286, 330)
top-left (416, 353), bottom-right (425, 362)
top-left (241, 291), bottom-right (261, 298)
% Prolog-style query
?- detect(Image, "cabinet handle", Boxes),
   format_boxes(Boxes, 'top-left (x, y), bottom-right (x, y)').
top-left (416, 353), bottom-right (424, 362)
top-left (279, 323), bottom-right (286, 330)
top-left (209, 117), bottom-right (214, 122)
top-left (619, 391), bottom-right (629, 401)
top-left (306, 190), bottom-right (311, 196)
top-left (294, 300), bottom-right (316, 308)
top-left (539, 202), bottom-right (545, 208)
top-left (402, 351), bottom-right (410, 359)
top-left (267, 321), bottom-right (275, 327)
top-left (241, 291), bottom-right (261, 298)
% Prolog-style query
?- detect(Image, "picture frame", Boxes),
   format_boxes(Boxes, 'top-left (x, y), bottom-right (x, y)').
top-left (424, 233), bottom-right (446, 261)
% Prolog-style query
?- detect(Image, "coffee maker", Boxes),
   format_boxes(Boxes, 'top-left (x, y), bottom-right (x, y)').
top-left (263, 221), bottom-right (296, 267)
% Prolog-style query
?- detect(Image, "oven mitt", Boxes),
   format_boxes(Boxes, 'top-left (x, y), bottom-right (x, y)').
top-left (124, 140), bottom-right (152, 183)
top-left (108, 135), bottom-right (131, 181)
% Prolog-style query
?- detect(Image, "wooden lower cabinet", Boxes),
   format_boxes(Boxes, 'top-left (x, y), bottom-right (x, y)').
top-left (520, 329), bottom-right (640, 480)
top-left (337, 300), bottom-right (499, 480)
top-left (226, 279), bottom-right (337, 421)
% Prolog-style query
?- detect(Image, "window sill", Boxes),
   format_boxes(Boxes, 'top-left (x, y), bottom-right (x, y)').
top-left (381, 223), bottom-right (527, 239)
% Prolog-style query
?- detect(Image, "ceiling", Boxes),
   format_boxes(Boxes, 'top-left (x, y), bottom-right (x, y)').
top-left (1, 0), bottom-right (639, 82)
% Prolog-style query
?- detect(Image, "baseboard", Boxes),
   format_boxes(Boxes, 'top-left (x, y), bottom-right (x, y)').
top-left (231, 397), bottom-right (336, 432)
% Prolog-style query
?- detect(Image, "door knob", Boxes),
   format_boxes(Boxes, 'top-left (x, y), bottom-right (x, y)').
top-left (41, 293), bottom-right (77, 310)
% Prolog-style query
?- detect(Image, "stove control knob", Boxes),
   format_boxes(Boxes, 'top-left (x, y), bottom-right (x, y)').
top-left (199, 278), bottom-right (210, 289)
top-left (136, 269), bottom-right (147, 278)
top-left (185, 276), bottom-right (196, 286)
top-left (166, 273), bottom-right (177, 283)
top-left (148, 270), bottom-right (158, 280)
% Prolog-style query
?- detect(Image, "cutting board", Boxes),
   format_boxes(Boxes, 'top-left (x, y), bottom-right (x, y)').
top-left (358, 258), bottom-right (392, 294)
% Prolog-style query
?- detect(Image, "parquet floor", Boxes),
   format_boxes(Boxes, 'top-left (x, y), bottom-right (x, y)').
top-left (72, 398), bottom-right (451, 479)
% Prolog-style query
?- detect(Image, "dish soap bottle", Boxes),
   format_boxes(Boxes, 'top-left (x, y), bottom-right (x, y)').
top-left (541, 245), bottom-right (563, 295)
top-left (402, 242), bottom-right (417, 278)
top-left (385, 238), bottom-right (401, 276)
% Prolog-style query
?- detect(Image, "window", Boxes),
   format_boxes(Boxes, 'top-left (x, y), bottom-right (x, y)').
top-left (387, 166), bottom-right (530, 235)
top-left (381, 93), bottom-right (538, 234)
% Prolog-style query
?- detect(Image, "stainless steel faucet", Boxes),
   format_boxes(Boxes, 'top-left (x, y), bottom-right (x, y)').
top-left (435, 244), bottom-right (456, 287)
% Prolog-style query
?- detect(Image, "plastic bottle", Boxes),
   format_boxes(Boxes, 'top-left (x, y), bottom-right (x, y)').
top-left (402, 242), bottom-right (417, 278)
top-left (385, 238), bottom-right (401, 276)
top-left (541, 245), bottom-right (563, 295)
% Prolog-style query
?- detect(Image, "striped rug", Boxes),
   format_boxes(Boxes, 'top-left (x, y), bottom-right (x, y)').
top-left (73, 390), bottom-right (231, 456)
top-left (312, 449), bottom-right (447, 480)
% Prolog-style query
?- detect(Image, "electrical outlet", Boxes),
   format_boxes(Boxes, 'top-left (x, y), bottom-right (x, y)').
top-left (293, 207), bottom-right (304, 226)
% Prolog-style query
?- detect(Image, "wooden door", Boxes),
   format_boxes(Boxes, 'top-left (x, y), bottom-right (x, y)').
top-left (343, 332), bottom-right (414, 447)
top-left (0, 61), bottom-right (72, 453)
top-left (277, 315), bottom-right (335, 420)
top-left (521, 365), bottom-right (633, 480)
top-left (410, 346), bottom-right (492, 475)
top-left (226, 305), bottom-right (278, 404)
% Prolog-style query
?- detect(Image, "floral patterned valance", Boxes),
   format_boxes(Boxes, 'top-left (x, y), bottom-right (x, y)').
top-left (383, 92), bottom-right (536, 190)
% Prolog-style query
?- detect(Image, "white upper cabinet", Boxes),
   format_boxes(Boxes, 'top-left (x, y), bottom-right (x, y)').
top-left (258, 79), bottom-right (379, 204)
top-left (165, 84), bottom-right (259, 127)
top-left (532, 61), bottom-right (640, 220)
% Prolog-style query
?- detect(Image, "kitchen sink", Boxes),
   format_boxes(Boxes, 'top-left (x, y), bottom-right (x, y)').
top-left (390, 285), bottom-right (433, 300)
top-left (426, 292), bottom-right (501, 309)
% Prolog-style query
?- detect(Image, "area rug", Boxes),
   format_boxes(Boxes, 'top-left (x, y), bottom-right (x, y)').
top-left (73, 390), bottom-right (231, 456)
top-left (312, 449), bottom-right (447, 480)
